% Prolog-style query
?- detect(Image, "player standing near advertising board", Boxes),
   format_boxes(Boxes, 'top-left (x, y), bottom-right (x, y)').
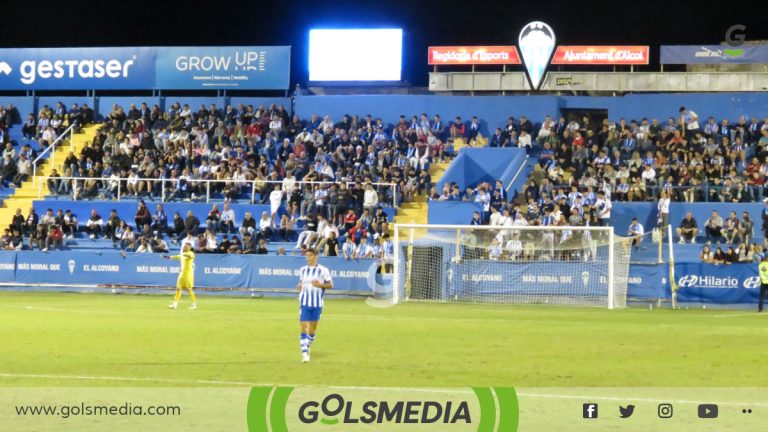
top-left (296, 247), bottom-right (333, 362)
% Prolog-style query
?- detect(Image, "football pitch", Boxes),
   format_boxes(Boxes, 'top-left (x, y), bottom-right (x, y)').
top-left (0, 292), bottom-right (766, 388)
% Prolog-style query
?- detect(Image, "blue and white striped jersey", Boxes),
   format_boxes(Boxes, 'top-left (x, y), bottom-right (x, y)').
top-left (298, 264), bottom-right (333, 308)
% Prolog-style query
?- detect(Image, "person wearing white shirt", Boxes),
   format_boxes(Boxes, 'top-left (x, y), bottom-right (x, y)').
top-left (657, 190), bottom-right (670, 228)
top-left (355, 237), bottom-right (373, 258)
top-left (628, 217), bottom-right (645, 250)
top-left (505, 234), bottom-right (523, 260)
top-left (258, 211), bottom-right (273, 241)
top-left (679, 106), bottom-right (699, 132)
top-left (269, 185), bottom-right (284, 221)
top-left (595, 191), bottom-right (612, 226)
top-left (488, 239), bottom-right (502, 260)
top-left (282, 174), bottom-right (297, 194)
top-left (641, 164), bottom-right (656, 186)
top-left (517, 130), bottom-right (532, 149)
top-left (220, 201), bottom-right (236, 233)
top-left (363, 183), bottom-right (379, 214)
top-left (488, 207), bottom-right (501, 227)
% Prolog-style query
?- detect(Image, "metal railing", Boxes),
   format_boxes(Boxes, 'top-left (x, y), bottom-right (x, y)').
top-left (546, 183), bottom-right (768, 203)
top-left (31, 124), bottom-right (76, 178)
top-left (33, 176), bottom-right (399, 207)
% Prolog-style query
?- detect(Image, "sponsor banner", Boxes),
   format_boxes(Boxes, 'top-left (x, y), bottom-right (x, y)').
top-left (660, 44), bottom-right (768, 64)
top-left (428, 46), bottom-right (521, 65)
top-left (627, 264), bottom-right (669, 299)
top-left (551, 46), bottom-right (649, 65)
top-left (0, 46), bottom-right (290, 90)
top-left (155, 46), bottom-right (290, 90)
top-left (0, 47), bottom-right (155, 90)
top-left (675, 262), bottom-right (759, 304)
top-left (251, 386), bottom-right (517, 431)
top-left (1, 252), bottom-right (377, 293)
top-left (449, 262), bottom-right (610, 300)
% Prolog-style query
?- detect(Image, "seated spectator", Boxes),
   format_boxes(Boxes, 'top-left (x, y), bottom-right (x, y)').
top-left (184, 210), bottom-right (200, 235)
top-left (239, 211), bottom-right (256, 238)
top-left (628, 217), bottom-right (644, 251)
top-left (0, 228), bottom-right (11, 250)
top-left (151, 204), bottom-right (168, 235)
top-left (10, 208), bottom-right (24, 236)
top-left (220, 201), bottom-right (236, 234)
top-left (151, 234), bottom-right (169, 253)
top-left (86, 210), bottom-right (103, 239)
top-left (258, 211), bottom-right (273, 241)
top-left (202, 229), bottom-right (218, 253)
top-left (342, 234), bottom-right (356, 260)
top-left (700, 245), bottom-right (714, 263)
top-left (44, 224), bottom-right (64, 251)
top-left (505, 232), bottom-right (523, 260)
top-left (676, 212), bottom-right (698, 244)
top-left (279, 214), bottom-right (296, 241)
top-left (737, 243), bottom-right (752, 263)
top-left (255, 239), bottom-right (268, 255)
top-left (355, 236), bottom-right (373, 258)
top-left (13, 153), bottom-right (31, 186)
top-left (722, 211), bottom-right (740, 244)
top-left (724, 246), bottom-right (738, 264)
top-left (105, 210), bottom-right (121, 246)
top-left (228, 237), bottom-right (242, 254)
top-left (62, 210), bottom-right (78, 238)
top-left (10, 228), bottom-right (23, 251)
top-left (135, 238), bottom-right (152, 253)
top-left (134, 201), bottom-right (151, 232)
top-left (170, 212), bottom-right (185, 244)
top-left (324, 231), bottom-right (339, 257)
top-left (206, 204), bottom-right (221, 232)
top-left (30, 226), bottom-right (46, 250)
top-left (180, 231), bottom-right (198, 251)
top-left (712, 246), bottom-right (727, 265)
top-left (705, 210), bottom-right (724, 244)
top-left (296, 214), bottom-right (319, 249)
top-left (119, 226), bottom-right (136, 251)
top-left (241, 233), bottom-right (256, 254)
top-left (40, 208), bottom-right (56, 229)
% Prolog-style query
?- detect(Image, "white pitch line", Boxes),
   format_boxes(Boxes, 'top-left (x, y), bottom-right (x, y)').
top-left (0, 372), bottom-right (467, 394)
top-left (0, 372), bottom-right (257, 387)
top-left (712, 313), bottom-right (765, 318)
top-left (517, 392), bottom-right (768, 408)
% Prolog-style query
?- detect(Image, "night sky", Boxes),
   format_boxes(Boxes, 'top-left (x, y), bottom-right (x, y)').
top-left (4, 0), bottom-right (767, 86)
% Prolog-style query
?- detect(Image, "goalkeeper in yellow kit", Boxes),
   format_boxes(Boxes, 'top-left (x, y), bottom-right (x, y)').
top-left (163, 243), bottom-right (197, 310)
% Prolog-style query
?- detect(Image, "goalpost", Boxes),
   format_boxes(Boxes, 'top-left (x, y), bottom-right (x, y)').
top-left (392, 223), bottom-right (633, 309)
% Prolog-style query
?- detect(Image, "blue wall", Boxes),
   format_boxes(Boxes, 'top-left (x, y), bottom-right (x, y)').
top-left (295, 93), bottom-right (768, 136)
top-left (1, 97), bottom-right (34, 122)
top-left (437, 147), bottom-right (526, 191)
top-left (611, 202), bottom-right (765, 240)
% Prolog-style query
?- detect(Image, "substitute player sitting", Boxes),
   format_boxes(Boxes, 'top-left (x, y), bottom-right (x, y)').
top-left (163, 243), bottom-right (197, 310)
top-left (297, 247), bottom-right (333, 363)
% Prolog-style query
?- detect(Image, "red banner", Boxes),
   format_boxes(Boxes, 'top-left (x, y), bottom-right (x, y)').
top-left (428, 46), bottom-right (521, 65)
top-left (551, 46), bottom-right (649, 65)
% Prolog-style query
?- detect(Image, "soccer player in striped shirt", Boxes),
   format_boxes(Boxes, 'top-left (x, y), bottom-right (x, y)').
top-left (296, 247), bottom-right (333, 363)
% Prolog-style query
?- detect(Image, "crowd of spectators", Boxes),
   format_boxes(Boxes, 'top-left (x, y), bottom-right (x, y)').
top-left (4, 196), bottom-right (395, 259)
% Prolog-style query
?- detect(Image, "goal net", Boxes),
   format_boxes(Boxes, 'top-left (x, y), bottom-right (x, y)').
top-left (392, 224), bottom-right (632, 309)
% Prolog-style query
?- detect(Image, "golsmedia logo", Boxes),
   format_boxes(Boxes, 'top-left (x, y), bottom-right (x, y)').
top-left (298, 393), bottom-right (471, 425)
top-left (247, 386), bottom-right (519, 431)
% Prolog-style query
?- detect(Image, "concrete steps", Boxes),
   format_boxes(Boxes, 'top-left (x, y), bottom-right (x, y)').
top-left (0, 124), bottom-right (101, 228)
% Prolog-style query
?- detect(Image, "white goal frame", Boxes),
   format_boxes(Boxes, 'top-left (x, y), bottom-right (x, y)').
top-left (392, 223), bottom-right (619, 309)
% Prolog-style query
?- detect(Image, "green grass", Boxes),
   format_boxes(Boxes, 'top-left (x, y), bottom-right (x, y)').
top-left (0, 292), bottom-right (766, 387)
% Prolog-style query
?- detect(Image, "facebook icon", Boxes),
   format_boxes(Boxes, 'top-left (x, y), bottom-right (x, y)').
top-left (583, 403), bottom-right (599, 419)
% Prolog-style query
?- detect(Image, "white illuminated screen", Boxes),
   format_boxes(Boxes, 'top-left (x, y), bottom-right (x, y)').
top-left (309, 29), bottom-right (403, 81)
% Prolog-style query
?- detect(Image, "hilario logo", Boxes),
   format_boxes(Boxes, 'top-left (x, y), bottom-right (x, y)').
top-left (518, 21), bottom-right (556, 90)
top-left (247, 387), bottom-right (519, 431)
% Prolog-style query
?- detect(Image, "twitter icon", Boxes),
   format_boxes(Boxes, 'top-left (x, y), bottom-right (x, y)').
top-left (619, 405), bottom-right (635, 418)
